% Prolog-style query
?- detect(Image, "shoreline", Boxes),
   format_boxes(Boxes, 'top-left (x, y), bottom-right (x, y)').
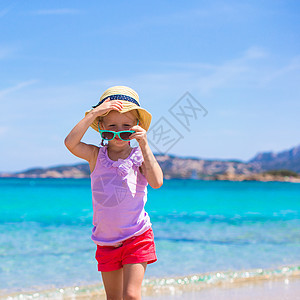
top-left (1, 264), bottom-right (299, 299)
top-left (0, 176), bottom-right (300, 183)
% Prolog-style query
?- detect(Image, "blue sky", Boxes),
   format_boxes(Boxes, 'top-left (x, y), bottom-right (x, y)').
top-left (0, 0), bottom-right (299, 172)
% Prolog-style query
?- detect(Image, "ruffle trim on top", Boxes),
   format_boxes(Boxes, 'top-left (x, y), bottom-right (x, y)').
top-left (99, 146), bottom-right (143, 177)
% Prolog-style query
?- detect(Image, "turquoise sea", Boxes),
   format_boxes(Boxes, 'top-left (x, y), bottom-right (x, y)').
top-left (0, 178), bottom-right (300, 297)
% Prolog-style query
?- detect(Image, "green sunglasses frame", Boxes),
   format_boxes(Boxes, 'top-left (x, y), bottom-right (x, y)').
top-left (98, 119), bottom-right (139, 141)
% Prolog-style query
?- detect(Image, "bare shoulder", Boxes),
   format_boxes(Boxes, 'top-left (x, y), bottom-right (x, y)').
top-left (65, 141), bottom-right (99, 163)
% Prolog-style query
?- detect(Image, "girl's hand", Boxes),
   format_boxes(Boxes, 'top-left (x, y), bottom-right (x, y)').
top-left (92, 98), bottom-right (123, 116)
top-left (129, 124), bottom-right (148, 147)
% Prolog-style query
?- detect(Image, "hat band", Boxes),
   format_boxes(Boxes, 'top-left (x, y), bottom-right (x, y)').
top-left (92, 94), bottom-right (140, 108)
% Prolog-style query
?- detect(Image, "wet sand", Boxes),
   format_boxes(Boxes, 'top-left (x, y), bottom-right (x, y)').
top-left (143, 276), bottom-right (300, 300)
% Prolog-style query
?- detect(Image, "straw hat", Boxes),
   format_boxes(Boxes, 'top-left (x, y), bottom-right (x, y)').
top-left (85, 86), bottom-right (152, 132)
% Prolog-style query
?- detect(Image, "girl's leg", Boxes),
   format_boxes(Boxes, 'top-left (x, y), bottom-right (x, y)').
top-left (101, 268), bottom-right (123, 300)
top-left (123, 263), bottom-right (147, 300)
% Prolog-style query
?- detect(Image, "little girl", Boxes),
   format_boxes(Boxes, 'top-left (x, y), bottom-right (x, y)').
top-left (64, 86), bottom-right (163, 300)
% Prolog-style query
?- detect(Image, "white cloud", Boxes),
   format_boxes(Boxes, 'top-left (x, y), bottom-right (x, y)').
top-left (127, 47), bottom-right (268, 95)
top-left (58, 46), bottom-right (299, 104)
top-left (244, 47), bottom-right (268, 59)
top-left (0, 80), bottom-right (38, 99)
top-left (79, 47), bottom-right (269, 110)
top-left (261, 55), bottom-right (300, 84)
top-left (0, 3), bottom-right (14, 18)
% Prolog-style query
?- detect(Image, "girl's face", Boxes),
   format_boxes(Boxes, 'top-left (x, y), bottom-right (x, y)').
top-left (99, 110), bottom-right (137, 144)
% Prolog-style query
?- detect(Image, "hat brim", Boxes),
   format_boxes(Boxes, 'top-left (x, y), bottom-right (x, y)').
top-left (85, 102), bottom-right (152, 132)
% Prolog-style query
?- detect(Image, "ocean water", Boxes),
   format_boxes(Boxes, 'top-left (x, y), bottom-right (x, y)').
top-left (0, 178), bottom-right (300, 297)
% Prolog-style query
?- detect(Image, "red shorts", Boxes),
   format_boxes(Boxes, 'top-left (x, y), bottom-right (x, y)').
top-left (95, 228), bottom-right (157, 272)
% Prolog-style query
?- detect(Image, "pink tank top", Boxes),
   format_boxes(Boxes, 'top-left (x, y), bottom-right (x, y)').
top-left (90, 145), bottom-right (152, 246)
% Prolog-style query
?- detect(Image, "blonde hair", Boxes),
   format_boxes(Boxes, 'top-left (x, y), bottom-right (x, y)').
top-left (98, 109), bottom-right (140, 125)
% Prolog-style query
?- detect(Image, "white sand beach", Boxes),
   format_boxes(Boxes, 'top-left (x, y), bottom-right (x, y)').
top-left (1, 266), bottom-right (299, 300)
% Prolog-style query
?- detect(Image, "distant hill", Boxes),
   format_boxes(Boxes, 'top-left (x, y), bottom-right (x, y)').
top-left (248, 144), bottom-right (300, 173)
top-left (1, 144), bottom-right (299, 180)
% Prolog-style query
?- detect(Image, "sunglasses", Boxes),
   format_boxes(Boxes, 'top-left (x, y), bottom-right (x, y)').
top-left (98, 119), bottom-right (139, 141)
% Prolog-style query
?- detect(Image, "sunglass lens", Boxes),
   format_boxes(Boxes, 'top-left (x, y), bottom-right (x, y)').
top-left (102, 132), bottom-right (114, 140)
top-left (120, 132), bottom-right (132, 140)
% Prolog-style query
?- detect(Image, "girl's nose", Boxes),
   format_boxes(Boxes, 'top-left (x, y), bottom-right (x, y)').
top-left (116, 125), bottom-right (127, 131)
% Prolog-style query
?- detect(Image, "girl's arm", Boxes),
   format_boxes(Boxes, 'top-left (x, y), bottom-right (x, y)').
top-left (129, 126), bottom-right (163, 189)
top-left (64, 98), bottom-right (123, 162)
top-left (139, 141), bottom-right (164, 189)
top-left (64, 112), bottom-right (99, 162)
